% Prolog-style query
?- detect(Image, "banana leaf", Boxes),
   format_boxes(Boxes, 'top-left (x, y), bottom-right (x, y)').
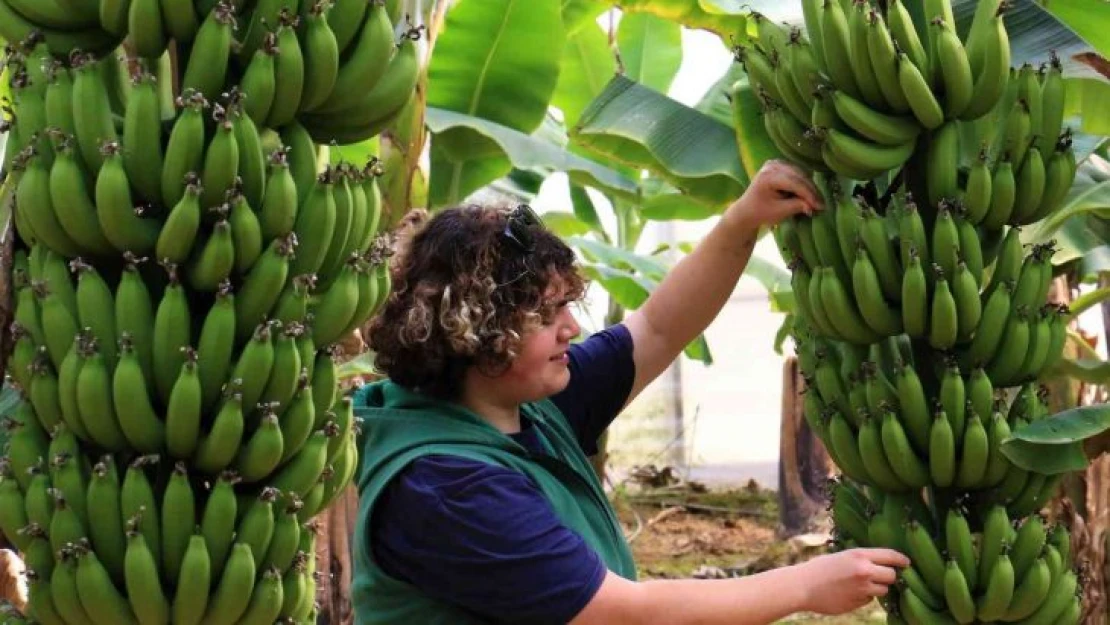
top-left (640, 192), bottom-right (721, 221)
top-left (427, 0), bottom-right (564, 133)
top-left (1036, 0), bottom-right (1110, 60)
top-left (612, 0), bottom-right (747, 38)
top-left (1064, 77), bottom-right (1110, 136)
top-left (426, 0), bottom-right (566, 205)
top-left (743, 255), bottom-right (794, 314)
top-left (569, 183), bottom-right (605, 234)
top-left (561, 0), bottom-right (609, 35)
top-left (573, 74), bottom-right (748, 206)
top-left (1000, 403), bottom-right (1110, 473)
top-left (1000, 438), bottom-right (1090, 474)
top-left (552, 20), bottom-right (617, 129)
top-left (577, 262), bottom-right (713, 363)
top-left (425, 107), bottom-right (638, 207)
top-left (617, 12), bottom-right (684, 94)
top-left (542, 211), bottom-right (595, 237)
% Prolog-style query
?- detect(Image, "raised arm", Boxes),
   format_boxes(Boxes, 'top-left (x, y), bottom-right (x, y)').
top-left (622, 160), bottom-right (823, 405)
top-left (571, 547), bottom-right (908, 625)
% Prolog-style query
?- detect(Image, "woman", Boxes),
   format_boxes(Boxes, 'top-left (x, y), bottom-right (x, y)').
top-left (351, 160), bottom-right (909, 624)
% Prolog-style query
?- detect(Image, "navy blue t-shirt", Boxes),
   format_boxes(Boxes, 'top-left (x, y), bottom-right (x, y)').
top-left (369, 323), bottom-right (636, 624)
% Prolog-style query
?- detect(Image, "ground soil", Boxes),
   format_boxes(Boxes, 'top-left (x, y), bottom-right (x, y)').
top-left (611, 479), bottom-right (887, 624)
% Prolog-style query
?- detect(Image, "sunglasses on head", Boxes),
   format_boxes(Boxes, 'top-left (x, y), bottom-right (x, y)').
top-left (501, 204), bottom-right (541, 253)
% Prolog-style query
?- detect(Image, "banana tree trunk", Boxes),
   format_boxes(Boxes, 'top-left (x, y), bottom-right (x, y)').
top-left (313, 486), bottom-right (360, 625)
top-left (778, 356), bottom-right (835, 537)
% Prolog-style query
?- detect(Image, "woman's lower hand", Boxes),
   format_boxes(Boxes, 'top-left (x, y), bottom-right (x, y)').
top-left (795, 548), bottom-right (911, 615)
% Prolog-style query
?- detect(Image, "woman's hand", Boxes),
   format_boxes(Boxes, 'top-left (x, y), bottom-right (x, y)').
top-left (795, 548), bottom-right (910, 615)
top-left (725, 159), bottom-right (823, 230)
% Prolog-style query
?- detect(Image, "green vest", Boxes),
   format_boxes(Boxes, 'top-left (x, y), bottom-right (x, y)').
top-left (350, 380), bottom-right (637, 624)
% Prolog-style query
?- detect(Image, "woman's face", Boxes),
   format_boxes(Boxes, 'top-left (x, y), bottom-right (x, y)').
top-left (497, 278), bottom-right (581, 402)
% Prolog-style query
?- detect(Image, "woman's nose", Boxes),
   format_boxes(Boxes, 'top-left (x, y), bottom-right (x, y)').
top-left (560, 313), bottom-right (580, 342)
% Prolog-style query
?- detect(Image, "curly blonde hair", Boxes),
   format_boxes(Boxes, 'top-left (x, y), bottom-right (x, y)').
top-left (367, 204), bottom-right (586, 399)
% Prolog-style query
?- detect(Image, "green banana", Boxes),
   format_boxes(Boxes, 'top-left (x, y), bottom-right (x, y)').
top-left (75, 338), bottom-right (128, 451)
top-left (95, 143), bottom-right (160, 255)
top-left (123, 516), bottom-right (170, 625)
top-left (200, 471), bottom-right (240, 580)
top-left (199, 113), bottom-right (240, 210)
top-left (172, 533), bottom-right (212, 625)
top-left (961, 4), bottom-right (1010, 120)
top-left (902, 248), bottom-right (928, 338)
top-left (313, 1), bottom-right (399, 110)
top-left (1002, 556), bottom-right (1051, 621)
top-left (928, 123), bottom-right (961, 209)
top-left (928, 268), bottom-right (959, 350)
top-left (75, 541), bottom-right (138, 625)
top-left (299, 1), bottom-right (341, 112)
top-left (963, 281), bottom-right (1012, 368)
top-left (819, 0), bottom-right (860, 97)
top-left (241, 32), bottom-right (280, 126)
top-left (932, 18), bottom-right (973, 118)
top-left (70, 55), bottom-right (119, 175)
top-left (181, 3), bottom-right (235, 102)
top-left (156, 176), bottom-right (203, 266)
top-left (236, 236), bottom-right (297, 342)
top-left (1040, 52), bottom-right (1066, 160)
top-left (266, 12), bottom-right (307, 128)
top-left (1010, 144), bottom-right (1047, 225)
top-left (985, 308), bottom-right (1032, 386)
top-left (115, 255), bottom-right (156, 380)
top-left (201, 542), bottom-right (256, 625)
top-left (260, 148), bottom-right (300, 240)
top-left (897, 51), bottom-right (944, 130)
top-left (193, 389), bottom-right (245, 475)
top-left (85, 456), bottom-right (126, 584)
top-left (821, 127), bottom-right (915, 179)
top-left (976, 550), bottom-right (1015, 621)
top-left (906, 519), bottom-right (947, 597)
top-left (235, 409), bottom-right (285, 483)
top-left (232, 323), bottom-right (277, 413)
top-left (47, 135), bottom-right (115, 256)
top-left (187, 217), bottom-right (236, 292)
top-left (152, 264), bottom-right (192, 404)
top-left (160, 92), bottom-right (208, 209)
top-left (121, 70), bottom-right (164, 205)
top-left (112, 335), bottom-right (165, 454)
top-left (929, 408), bottom-right (956, 488)
top-left (943, 560), bottom-right (976, 624)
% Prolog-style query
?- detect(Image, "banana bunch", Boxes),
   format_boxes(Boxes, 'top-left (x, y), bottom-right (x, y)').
top-left (0, 0), bottom-right (417, 617)
top-left (830, 479), bottom-right (1080, 625)
top-left (782, 186), bottom-right (1066, 385)
top-left (801, 342), bottom-right (1015, 495)
top-left (737, 0), bottom-right (1011, 182)
top-left (0, 0), bottom-right (123, 57)
top-left (0, 423), bottom-right (338, 624)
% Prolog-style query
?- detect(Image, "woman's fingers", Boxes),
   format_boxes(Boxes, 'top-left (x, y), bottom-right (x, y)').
top-left (860, 548), bottom-right (912, 569)
top-left (764, 159), bottom-right (822, 210)
top-left (866, 582), bottom-right (892, 597)
top-left (869, 563), bottom-right (899, 586)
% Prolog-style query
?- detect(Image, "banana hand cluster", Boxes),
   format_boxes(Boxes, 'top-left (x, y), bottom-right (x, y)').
top-left (830, 479), bottom-right (1080, 625)
top-left (0, 404), bottom-right (342, 624)
top-left (781, 186), bottom-right (1066, 385)
top-left (801, 336), bottom-right (1037, 497)
top-left (738, 0), bottom-right (1011, 181)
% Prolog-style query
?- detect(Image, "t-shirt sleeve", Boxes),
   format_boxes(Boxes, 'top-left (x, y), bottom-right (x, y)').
top-left (370, 455), bottom-right (607, 625)
top-left (550, 323), bottom-right (636, 455)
